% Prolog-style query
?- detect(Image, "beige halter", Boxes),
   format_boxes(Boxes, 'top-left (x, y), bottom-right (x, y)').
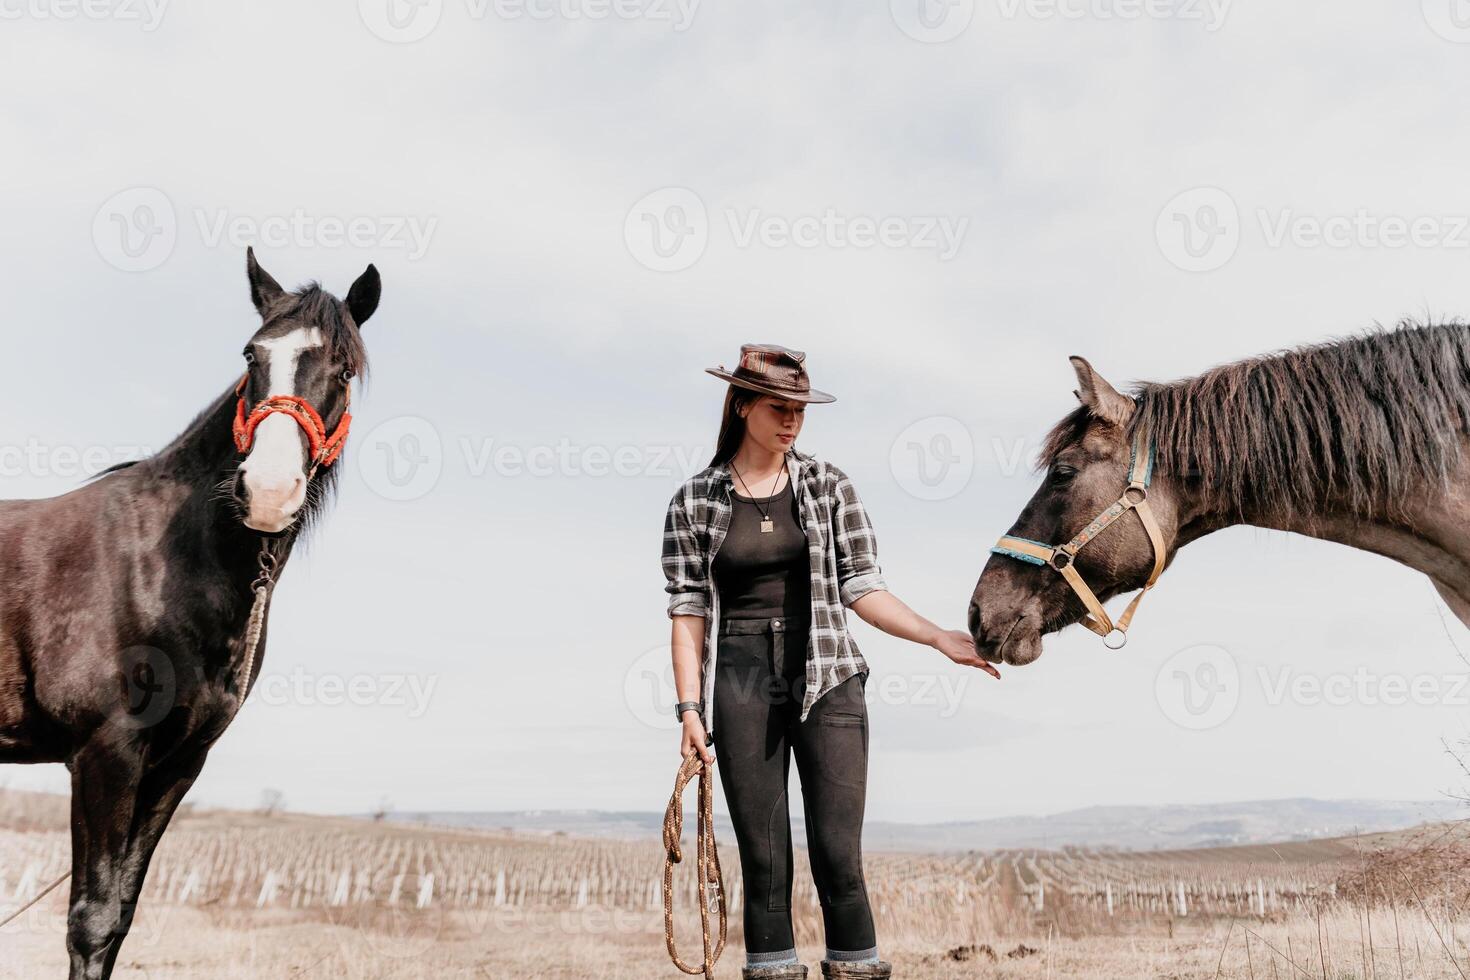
top-left (991, 431), bottom-right (1166, 649)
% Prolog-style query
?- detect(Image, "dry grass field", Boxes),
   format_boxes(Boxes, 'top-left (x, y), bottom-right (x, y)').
top-left (2, 789), bottom-right (1467, 979)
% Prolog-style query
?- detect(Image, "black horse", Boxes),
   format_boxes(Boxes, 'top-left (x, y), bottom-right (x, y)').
top-left (0, 248), bottom-right (379, 979)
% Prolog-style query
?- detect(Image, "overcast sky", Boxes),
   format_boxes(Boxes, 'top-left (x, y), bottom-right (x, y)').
top-left (3, 1), bottom-right (1470, 825)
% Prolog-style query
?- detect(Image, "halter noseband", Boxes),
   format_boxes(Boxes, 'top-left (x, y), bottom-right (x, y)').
top-left (991, 431), bottom-right (1166, 649)
top-left (232, 374), bottom-right (352, 473)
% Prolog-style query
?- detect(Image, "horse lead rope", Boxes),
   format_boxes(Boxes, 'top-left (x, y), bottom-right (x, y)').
top-left (234, 539), bottom-right (280, 704)
top-left (662, 752), bottom-right (726, 978)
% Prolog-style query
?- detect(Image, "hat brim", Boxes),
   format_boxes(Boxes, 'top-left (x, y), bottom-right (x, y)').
top-left (705, 368), bottom-right (836, 403)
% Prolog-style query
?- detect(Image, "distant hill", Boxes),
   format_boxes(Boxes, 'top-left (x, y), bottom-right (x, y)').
top-left (381, 798), bottom-right (1465, 853)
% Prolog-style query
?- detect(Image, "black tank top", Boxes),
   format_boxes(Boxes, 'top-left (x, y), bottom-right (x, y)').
top-left (714, 475), bottom-right (811, 621)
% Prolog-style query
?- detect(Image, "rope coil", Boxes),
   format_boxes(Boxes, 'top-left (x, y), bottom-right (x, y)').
top-left (662, 752), bottom-right (726, 978)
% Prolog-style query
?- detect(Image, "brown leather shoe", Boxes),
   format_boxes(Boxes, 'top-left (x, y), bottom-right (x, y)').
top-left (820, 961), bottom-right (892, 979)
top-left (742, 965), bottom-right (809, 980)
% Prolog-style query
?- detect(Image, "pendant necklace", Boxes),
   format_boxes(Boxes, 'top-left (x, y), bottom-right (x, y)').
top-left (731, 460), bottom-right (783, 533)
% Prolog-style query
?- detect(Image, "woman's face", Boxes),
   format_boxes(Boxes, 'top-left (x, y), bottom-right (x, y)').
top-left (740, 394), bottom-right (806, 454)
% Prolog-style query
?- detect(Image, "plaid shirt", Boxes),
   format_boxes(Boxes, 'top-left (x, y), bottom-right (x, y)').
top-left (661, 447), bottom-right (887, 732)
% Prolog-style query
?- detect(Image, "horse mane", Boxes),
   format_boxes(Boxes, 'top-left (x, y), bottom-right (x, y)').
top-left (1043, 321), bottom-right (1470, 519)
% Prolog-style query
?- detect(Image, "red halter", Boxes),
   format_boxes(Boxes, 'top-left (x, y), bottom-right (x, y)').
top-left (232, 374), bottom-right (352, 470)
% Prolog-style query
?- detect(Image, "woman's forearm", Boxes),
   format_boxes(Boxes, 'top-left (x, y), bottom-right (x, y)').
top-left (670, 614), bottom-right (706, 705)
top-left (849, 590), bottom-right (941, 646)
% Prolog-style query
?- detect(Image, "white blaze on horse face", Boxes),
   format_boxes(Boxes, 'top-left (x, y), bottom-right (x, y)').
top-left (240, 328), bottom-right (323, 532)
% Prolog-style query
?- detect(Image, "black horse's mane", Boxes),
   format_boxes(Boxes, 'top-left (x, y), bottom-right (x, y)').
top-left (1043, 320), bottom-right (1470, 519)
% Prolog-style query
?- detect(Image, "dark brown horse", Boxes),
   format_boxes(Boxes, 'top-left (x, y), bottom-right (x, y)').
top-left (0, 249), bottom-right (379, 979)
top-left (970, 323), bottom-right (1470, 664)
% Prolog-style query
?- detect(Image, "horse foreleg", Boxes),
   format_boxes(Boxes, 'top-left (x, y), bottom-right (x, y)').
top-left (96, 746), bottom-right (212, 979)
top-left (64, 736), bottom-right (145, 980)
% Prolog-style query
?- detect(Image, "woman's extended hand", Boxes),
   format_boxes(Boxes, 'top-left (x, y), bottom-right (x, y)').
top-left (933, 629), bottom-right (1002, 679)
top-left (681, 714), bottom-right (715, 765)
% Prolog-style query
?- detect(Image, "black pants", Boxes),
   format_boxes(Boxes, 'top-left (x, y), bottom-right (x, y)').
top-left (712, 614), bottom-right (876, 955)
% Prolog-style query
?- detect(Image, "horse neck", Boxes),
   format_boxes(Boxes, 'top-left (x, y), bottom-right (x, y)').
top-left (1170, 461), bottom-right (1470, 599)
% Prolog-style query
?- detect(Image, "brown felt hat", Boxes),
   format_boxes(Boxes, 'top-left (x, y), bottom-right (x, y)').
top-left (705, 343), bottom-right (836, 404)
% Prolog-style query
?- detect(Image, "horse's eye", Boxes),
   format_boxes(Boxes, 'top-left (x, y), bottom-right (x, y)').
top-left (339, 369), bottom-right (354, 385)
top-left (243, 348), bottom-right (256, 365)
top-left (1050, 466), bottom-right (1077, 486)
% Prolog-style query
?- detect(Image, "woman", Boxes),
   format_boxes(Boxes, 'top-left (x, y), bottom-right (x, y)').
top-left (660, 343), bottom-right (1000, 980)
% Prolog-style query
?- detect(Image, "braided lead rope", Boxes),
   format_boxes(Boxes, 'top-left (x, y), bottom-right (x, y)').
top-left (662, 752), bottom-right (726, 978)
top-left (233, 540), bottom-right (279, 705)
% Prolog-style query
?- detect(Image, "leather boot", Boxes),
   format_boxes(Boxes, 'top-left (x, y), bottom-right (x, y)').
top-left (742, 965), bottom-right (809, 980)
top-left (820, 961), bottom-right (892, 979)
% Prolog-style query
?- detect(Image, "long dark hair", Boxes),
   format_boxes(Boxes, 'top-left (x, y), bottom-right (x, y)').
top-left (709, 385), bottom-right (758, 466)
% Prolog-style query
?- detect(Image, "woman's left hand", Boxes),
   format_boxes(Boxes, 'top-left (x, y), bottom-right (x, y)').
top-left (933, 629), bottom-right (1001, 679)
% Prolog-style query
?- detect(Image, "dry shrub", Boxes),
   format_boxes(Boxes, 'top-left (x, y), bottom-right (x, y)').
top-left (1335, 829), bottom-right (1470, 910)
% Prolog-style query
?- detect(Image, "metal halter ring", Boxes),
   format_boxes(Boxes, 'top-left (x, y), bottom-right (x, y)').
top-left (1049, 550), bottom-right (1074, 571)
top-left (1122, 485), bottom-right (1148, 507)
top-left (1103, 628), bottom-right (1128, 650)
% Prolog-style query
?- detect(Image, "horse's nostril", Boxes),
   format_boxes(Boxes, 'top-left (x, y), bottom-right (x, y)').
top-left (231, 472), bottom-right (249, 506)
top-left (967, 600), bottom-right (982, 638)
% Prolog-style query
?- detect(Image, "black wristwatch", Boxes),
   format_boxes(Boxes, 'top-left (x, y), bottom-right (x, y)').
top-left (676, 701), bottom-right (703, 721)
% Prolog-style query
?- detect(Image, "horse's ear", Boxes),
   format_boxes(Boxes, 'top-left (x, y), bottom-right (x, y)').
top-left (246, 247), bottom-right (285, 317)
top-left (1069, 356), bottom-right (1133, 427)
top-left (346, 264), bottom-right (381, 327)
